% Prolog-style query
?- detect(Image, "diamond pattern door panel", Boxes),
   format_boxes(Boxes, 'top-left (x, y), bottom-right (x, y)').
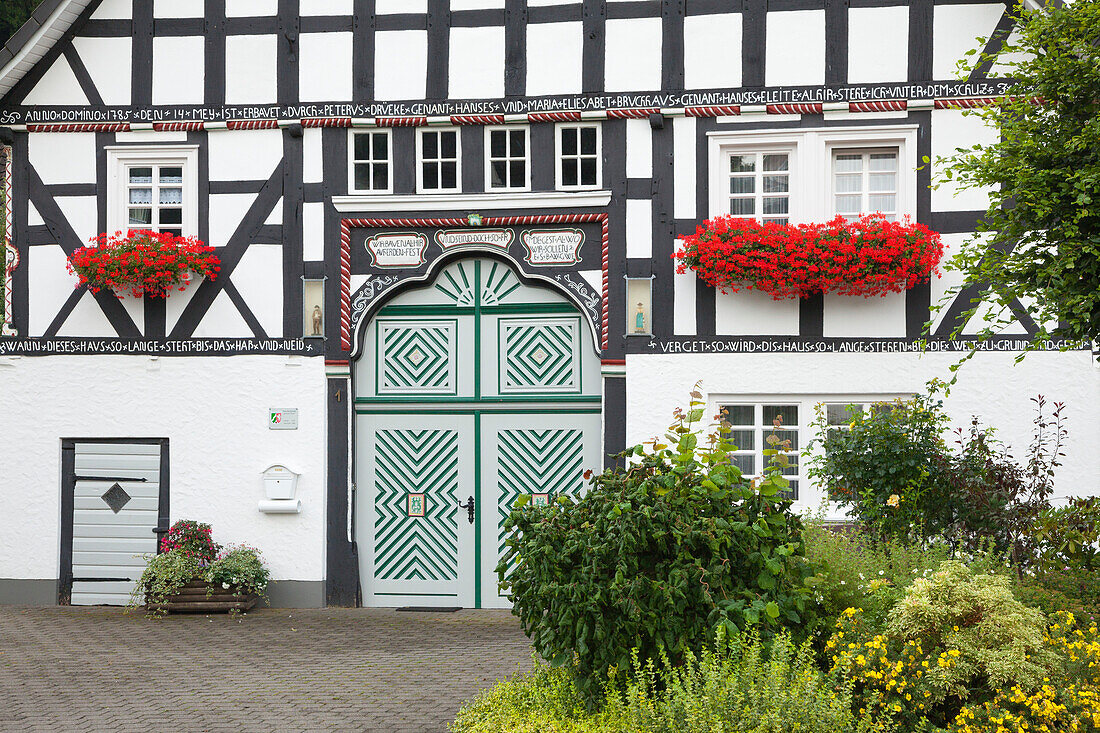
top-left (373, 428), bottom-right (460, 582)
top-left (500, 318), bottom-right (580, 393)
top-left (378, 320), bottom-right (457, 394)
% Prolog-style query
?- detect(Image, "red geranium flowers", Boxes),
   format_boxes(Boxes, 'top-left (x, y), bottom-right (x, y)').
top-left (67, 230), bottom-right (220, 298)
top-left (673, 214), bottom-right (943, 299)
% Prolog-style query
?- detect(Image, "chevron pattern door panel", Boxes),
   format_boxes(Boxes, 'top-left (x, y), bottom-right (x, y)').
top-left (377, 319), bottom-right (457, 395)
top-left (499, 318), bottom-right (581, 393)
top-left (373, 428), bottom-right (461, 581)
top-left (495, 428), bottom-right (585, 559)
top-left (480, 412), bottom-right (602, 608)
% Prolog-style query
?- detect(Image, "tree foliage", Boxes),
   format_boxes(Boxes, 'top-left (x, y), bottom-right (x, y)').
top-left (1, 1), bottom-right (39, 46)
top-left (934, 0), bottom-right (1100, 354)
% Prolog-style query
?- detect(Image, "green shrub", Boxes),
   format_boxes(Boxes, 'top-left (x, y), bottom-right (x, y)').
top-left (129, 549), bottom-right (205, 609)
top-left (1016, 566), bottom-right (1100, 622)
top-left (887, 561), bottom-right (1057, 700)
top-left (449, 660), bottom-right (633, 733)
top-left (615, 629), bottom-right (872, 733)
top-left (452, 632), bottom-right (881, 733)
top-left (806, 393), bottom-right (953, 543)
top-left (498, 390), bottom-right (813, 701)
top-left (1030, 497), bottom-right (1100, 573)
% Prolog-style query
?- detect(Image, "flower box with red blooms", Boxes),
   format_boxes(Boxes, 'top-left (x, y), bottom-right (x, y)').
top-left (66, 230), bottom-right (221, 298)
top-left (673, 214), bottom-right (943, 299)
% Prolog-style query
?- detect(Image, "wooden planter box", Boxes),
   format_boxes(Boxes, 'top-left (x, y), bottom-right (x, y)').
top-left (146, 580), bottom-right (259, 614)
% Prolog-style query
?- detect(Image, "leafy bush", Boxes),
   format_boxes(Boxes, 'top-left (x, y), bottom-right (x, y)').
top-left (1030, 497), bottom-right (1100, 573)
top-left (829, 561), bottom-right (1058, 728)
top-left (807, 390), bottom-right (1066, 558)
top-left (205, 545), bottom-right (270, 597)
top-left (451, 631), bottom-right (877, 733)
top-left (616, 629), bottom-right (868, 733)
top-left (1017, 566), bottom-right (1100, 623)
top-left (949, 612), bottom-right (1100, 733)
top-left (806, 393), bottom-right (953, 543)
top-left (159, 519), bottom-right (219, 562)
top-left (449, 661), bottom-right (633, 733)
top-left (498, 391), bottom-right (813, 701)
top-left (130, 548), bottom-right (205, 609)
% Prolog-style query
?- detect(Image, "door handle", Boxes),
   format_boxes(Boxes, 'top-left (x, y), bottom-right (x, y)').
top-left (458, 495), bottom-right (475, 525)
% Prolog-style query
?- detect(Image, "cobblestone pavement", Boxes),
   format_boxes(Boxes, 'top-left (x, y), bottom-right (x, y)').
top-left (0, 606), bottom-right (534, 732)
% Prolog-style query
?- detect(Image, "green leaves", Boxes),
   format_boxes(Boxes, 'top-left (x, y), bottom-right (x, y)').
top-left (496, 389), bottom-right (813, 703)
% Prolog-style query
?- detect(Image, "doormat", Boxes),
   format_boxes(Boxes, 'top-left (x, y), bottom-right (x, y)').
top-left (396, 606), bottom-right (462, 613)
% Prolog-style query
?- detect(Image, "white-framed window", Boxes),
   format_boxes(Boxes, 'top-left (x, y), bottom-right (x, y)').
top-left (349, 130), bottom-right (392, 193)
top-left (709, 393), bottom-right (910, 509)
top-left (485, 126), bottom-right (529, 191)
top-left (556, 123), bottom-right (601, 190)
top-left (718, 403), bottom-right (802, 497)
top-left (707, 126), bottom-right (917, 224)
top-left (831, 148), bottom-right (899, 221)
top-left (106, 145), bottom-right (199, 237)
top-left (417, 128), bottom-right (461, 193)
top-left (726, 151), bottom-right (791, 225)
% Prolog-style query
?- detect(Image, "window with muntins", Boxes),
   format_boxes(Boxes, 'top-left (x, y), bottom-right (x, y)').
top-left (127, 165), bottom-right (184, 236)
top-left (557, 124), bottom-right (600, 189)
top-left (487, 127), bottom-right (529, 190)
top-left (419, 129), bottom-right (460, 192)
top-left (351, 131), bottom-right (391, 192)
top-left (726, 152), bottom-right (790, 225)
top-left (832, 149), bottom-right (899, 221)
top-left (719, 403), bottom-right (800, 498)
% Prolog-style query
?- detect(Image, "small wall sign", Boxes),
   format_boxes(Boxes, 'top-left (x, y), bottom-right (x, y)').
top-left (269, 408), bottom-right (299, 430)
top-left (521, 229), bottom-right (584, 266)
top-left (530, 493), bottom-right (550, 507)
top-left (407, 493), bottom-right (426, 517)
top-left (435, 229), bottom-right (513, 251)
top-left (365, 232), bottom-right (428, 268)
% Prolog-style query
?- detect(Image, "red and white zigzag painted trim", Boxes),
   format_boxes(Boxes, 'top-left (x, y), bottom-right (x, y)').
top-left (849, 100), bottom-right (907, 113)
top-left (26, 122), bottom-right (130, 133)
top-left (451, 115), bottom-right (505, 125)
top-left (935, 98), bottom-right (996, 109)
top-left (152, 122), bottom-right (204, 132)
top-left (302, 117), bottom-right (352, 128)
top-left (526, 111), bottom-right (583, 123)
top-left (685, 105), bottom-right (741, 117)
top-left (376, 116), bottom-right (428, 127)
top-left (767, 103), bottom-right (823, 115)
top-left (606, 108), bottom-right (660, 119)
top-left (338, 214), bottom-right (610, 352)
top-left (226, 119), bottom-right (279, 130)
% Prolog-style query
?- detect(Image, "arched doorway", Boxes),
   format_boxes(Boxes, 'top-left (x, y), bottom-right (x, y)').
top-left (353, 257), bottom-right (603, 608)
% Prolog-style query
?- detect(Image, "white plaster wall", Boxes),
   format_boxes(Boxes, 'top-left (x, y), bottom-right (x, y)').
top-left (208, 128), bottom-right (283, 182)
top-left (625, 199), bottom-right (652, 259)
top-left (931, 108), bottom-right (999, 212)
top-left (847, 6), bottom-right (909, 84)
top-left (28, 132), bottom-right (96, 186)
top-left (449, 26), bottom-right (505, 100)
top-left (300, 32), bottom-right (353, 103)
top-left (225, 35), bottom-right (278, 105)
top-left (765, 10), bottom-right (825, 87)
top-left (526, 22), bottom-right (583, 96)
top-left (152, 36), bottom-right (205, 106)
top-left (626, 350), bottom-right (1100, 515)
top-left (0, 356), bottom-right (328, 582)
top-left (933, 3), bottom-right (1004, 80)
top-left (625, 119), bottom-right (652, 178)
top-left (605, 18), bottom-right (662, 92)
top-left (374, 30), bottom-right (427, 101)
top-left (673, 117), bottom-right (696, 220)
top-left (21, 57), bottom-right (87, 106)
top-left (73, 36), bottom-right (132, 106)
top-left (683, 13), bottom-right (741, 90)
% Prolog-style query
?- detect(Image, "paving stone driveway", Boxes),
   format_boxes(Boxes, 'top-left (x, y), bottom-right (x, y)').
top-left (0, 606), bottom-right (534, 732)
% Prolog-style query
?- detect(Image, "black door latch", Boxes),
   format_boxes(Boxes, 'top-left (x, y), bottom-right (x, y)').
top-left (458, 495), bottom-right (475, 524)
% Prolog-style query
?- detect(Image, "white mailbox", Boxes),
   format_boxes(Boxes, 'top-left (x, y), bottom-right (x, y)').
top-left (262, 464), bottom-right (299, 500)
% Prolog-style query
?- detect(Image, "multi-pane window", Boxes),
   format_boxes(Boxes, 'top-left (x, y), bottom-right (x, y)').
top-left (487, 127), bottom-right (528, 190)
top-left (419, 129), bottom-right (460, 192)
top-left (727, 152), bottom-right (790, 224)
top-left (833, 149), bottom-right (898, 221)
top-left (719, 403), bottom-right (800, 498)
top-left (558, 124), bottom-right (600, 189)
top-left (127, 165), bottom-right (184, 236)
top-left (823, 401), bottom-right (897, 439)
top-left (351, 131), bottom-right (390, 192)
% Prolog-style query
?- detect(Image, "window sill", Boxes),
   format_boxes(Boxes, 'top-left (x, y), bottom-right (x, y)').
top-left (332, 190), bottom-right (613, 213)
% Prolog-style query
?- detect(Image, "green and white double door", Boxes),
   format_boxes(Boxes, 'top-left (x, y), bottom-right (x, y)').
top-left (354, 258), bottom-right (602, 608)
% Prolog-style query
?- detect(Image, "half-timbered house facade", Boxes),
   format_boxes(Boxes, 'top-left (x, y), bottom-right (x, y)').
top-left (0, 0), bottom-right (1096, 608)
